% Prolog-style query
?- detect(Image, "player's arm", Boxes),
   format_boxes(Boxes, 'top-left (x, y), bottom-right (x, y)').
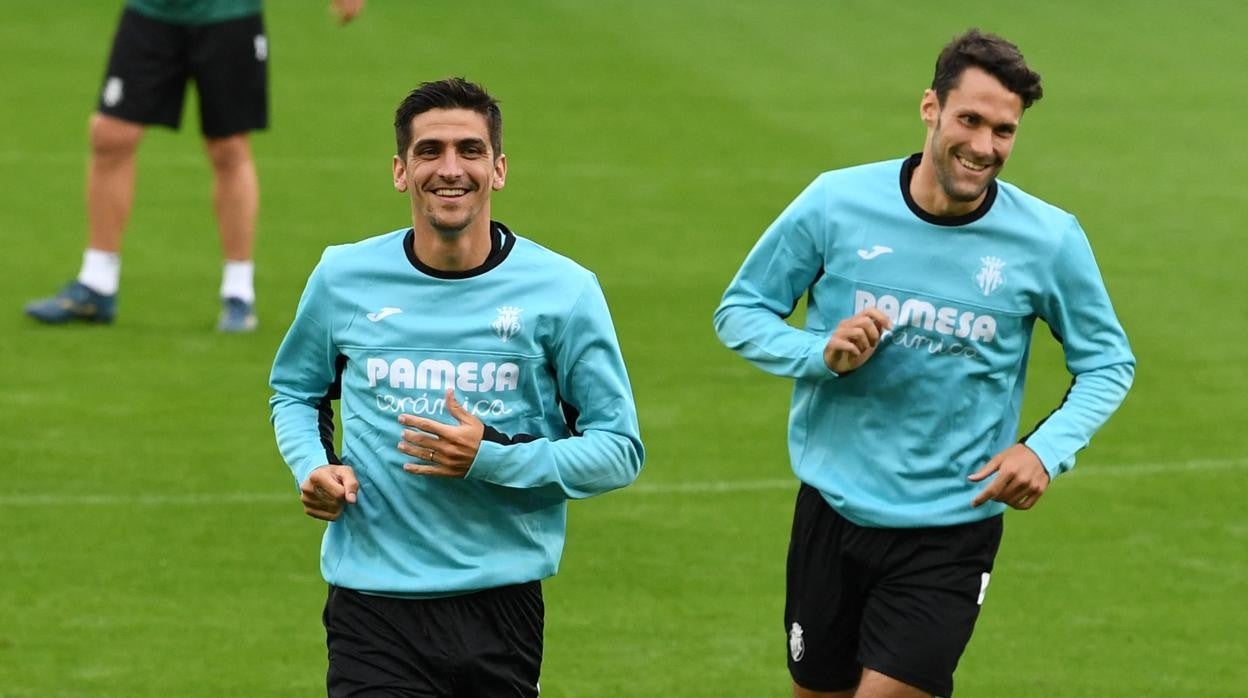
top-left (408, 277), bottom-right (644, 499)
top-left (1021, 217), bottom-right (1136, 479)
top-left (713, 174), bottom-right (845, 379)
top-left (269, 254), bottom-right (355, 496)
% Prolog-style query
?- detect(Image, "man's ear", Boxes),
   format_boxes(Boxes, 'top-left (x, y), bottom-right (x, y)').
top-left (491, 153), bottom-right (507, 191)
top-left (920, 88), bottom-right (940, 129)
top-left (393, 154), bottom-right (408, 192)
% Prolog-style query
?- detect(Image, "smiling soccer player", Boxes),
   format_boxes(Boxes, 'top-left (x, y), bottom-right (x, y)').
top-left (714, 29), bottom-right (1134, 698)
top-left (270, 78), bottom-right (644, 698)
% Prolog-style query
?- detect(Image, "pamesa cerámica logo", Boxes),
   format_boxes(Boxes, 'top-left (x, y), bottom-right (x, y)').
top-left (855, 290), bottom-right (998, 342)
top-left (855, 290), bottom-right (1000, 359)
top-left (367, 358), bottom-right (521, 392)
top-left (367, 357), bottom-right (522, 418)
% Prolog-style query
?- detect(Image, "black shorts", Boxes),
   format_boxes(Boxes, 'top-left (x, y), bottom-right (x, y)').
top-left (97, 7), bottom-right (268, 137)
top-left (323, 582), bottom-right (544, 697)
top-left (785, 484), bottom-right (1002, 697)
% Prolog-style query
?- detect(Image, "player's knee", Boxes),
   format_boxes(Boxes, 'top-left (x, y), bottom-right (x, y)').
top-left (204, 135), bottom-right (253, 171)
top-left (88, 113), bottom-right (142, 159)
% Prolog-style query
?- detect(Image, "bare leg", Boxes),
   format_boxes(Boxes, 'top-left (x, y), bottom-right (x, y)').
top-left (206, 133), bottom-right (259, 330)
top-left (794, 682), bottom-right (855, 698)
top-left (204, 133), bottom-right (257, 262)
top-left (21, 113), bottom-right (138, 321)
top-left (86, 113), bottom-right (145, 253)
top-left (851, 669), bottom-right (931, 698)
top-left (792, 668), bottom-right (931, 698)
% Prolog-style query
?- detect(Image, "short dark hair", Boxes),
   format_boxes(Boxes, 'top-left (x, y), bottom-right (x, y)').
top-left (932, 29), bottom-right (1043, 109)
top-left (394, 77), bottom-right (503, 157)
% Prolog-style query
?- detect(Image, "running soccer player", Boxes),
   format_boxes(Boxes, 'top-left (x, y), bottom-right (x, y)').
top-left (269, 77), bottom-right (644, 697)
top-left (24, 0), bottom-right (365, 332)
top-left (714, 29), bottom-right (1134, 698)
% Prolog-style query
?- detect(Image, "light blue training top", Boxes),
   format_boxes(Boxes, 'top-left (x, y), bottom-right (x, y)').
top-left (271, 223), bottom-right (644, 596)
top-left (714, 155), bottom-right (1134, 528)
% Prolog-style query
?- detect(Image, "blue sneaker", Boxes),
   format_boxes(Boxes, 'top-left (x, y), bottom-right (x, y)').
top-left (217, 297), bottom-right (257, 333)
top-left (25, 280), bottom-right (117, 324)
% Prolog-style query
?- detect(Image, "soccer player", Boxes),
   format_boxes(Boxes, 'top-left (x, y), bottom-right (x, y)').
top-left (269, 77), bottom-right (644, 696)
top-left (713, 29), bottom-right (1134, 698)
top-left (24, 0), bottom-right (365, 332)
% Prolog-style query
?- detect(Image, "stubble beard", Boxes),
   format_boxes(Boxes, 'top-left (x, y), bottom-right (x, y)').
top-left (423, 198), bottom-right (479, 238)
top-left (931, 122), bottom-right (995, 204)
top-left (430, 213), bottom-right (470, 237)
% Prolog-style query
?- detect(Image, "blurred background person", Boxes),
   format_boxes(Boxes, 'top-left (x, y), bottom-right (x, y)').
top-left (24, 0), bottom-right (365, 332)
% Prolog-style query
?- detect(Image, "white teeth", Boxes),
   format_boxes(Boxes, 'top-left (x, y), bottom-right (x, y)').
top-left (957, 156), bottom-right (987, 172)
top-left (434, 188), bottom-right (467, 196)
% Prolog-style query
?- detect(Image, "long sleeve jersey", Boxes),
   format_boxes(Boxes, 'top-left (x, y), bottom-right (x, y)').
top-left (714, 155), bottom-right (1134, 528)
top-left (270, 222), bottom-right (644, 596)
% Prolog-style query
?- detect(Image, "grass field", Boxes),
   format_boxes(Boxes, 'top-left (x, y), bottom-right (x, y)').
top-left (2, 2), bottom-right (1246, 696)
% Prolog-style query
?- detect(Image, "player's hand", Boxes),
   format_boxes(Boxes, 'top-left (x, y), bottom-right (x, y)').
top-left (398, 389), bottom-right (484, 478)
top-left (331, 0), bottom-right (365, 24)
top-left (969, 444), bottom-right (1050, 510)
top-left (823, 308), bottom-right (892, 373)
top-left (300, 465), bottom-right (359, 521)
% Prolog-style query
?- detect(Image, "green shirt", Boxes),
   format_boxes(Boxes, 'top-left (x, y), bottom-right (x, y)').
top-left (127, 0), bottom-right (262, 25)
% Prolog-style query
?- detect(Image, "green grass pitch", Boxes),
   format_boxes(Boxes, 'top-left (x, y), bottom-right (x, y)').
top-left (1, 2), bottom-right (1245, 695)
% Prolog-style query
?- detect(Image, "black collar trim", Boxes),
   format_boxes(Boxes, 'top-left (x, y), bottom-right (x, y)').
top-left (899, 153), bottom-right (996, 227)
top-left (403, 221), bottom-right (516, 279)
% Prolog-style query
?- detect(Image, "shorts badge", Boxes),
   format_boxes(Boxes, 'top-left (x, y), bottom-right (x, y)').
top-left (788, 621), bottom-right (805, 662)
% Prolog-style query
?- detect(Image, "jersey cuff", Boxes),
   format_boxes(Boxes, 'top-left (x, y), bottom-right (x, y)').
top-left (463, 440), bottom-right (502, 483)
top-left (805, 338), bottom-right (839, 379)
top-left (1022, 435), bottom-right (1073, 479)
top-left (292, 459), bottom-right (326, 491)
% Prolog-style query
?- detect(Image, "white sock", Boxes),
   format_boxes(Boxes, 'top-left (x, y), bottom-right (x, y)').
top-left (77, 249), bottom-right (121, 295)
top-left (220, 260), bottom-right (255, 304)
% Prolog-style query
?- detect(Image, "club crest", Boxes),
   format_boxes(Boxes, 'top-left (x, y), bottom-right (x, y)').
top-left (491, 305), bottom-right (524, 342)
top-left (102, 77), bottom-right (124, 108)
top-left (788, 622), bottom-right (805, 662)
top-left (975, 256), bottom-right (1006, 296)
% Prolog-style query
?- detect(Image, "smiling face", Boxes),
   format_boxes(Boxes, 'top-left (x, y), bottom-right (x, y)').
top-left (918, 66), bottom-right (1023, 214)
top-left (392, 108), bottom-right (506, 237)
